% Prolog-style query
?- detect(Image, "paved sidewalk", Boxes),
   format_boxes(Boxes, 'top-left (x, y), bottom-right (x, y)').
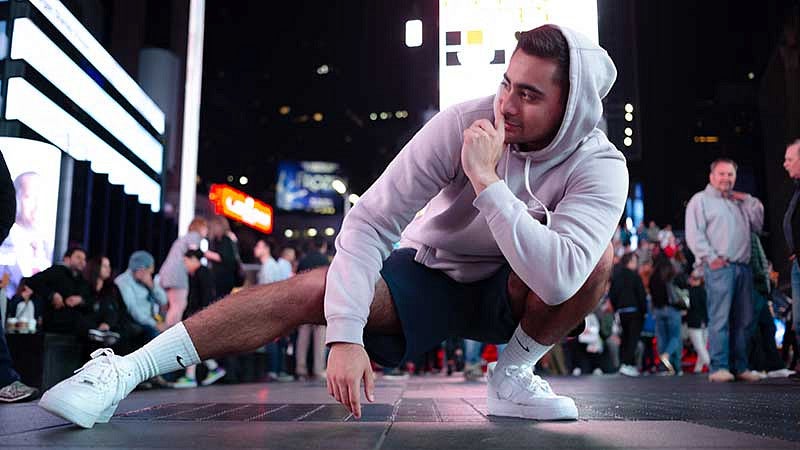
top-left (1, 373), bottom-right (797, 449)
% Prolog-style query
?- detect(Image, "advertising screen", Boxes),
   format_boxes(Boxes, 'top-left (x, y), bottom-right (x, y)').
top-left (276, 161), bottom-right (344, 215)
top-left (0, 138), bottom-right (61, 295)
top-left (439, 0), bottom-right (599, 109)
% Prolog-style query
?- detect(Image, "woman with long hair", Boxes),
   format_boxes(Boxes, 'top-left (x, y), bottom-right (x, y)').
top-left (648, 253), bottom-right (683, 375)
top-left (84, 256), bottom-right (140, 352)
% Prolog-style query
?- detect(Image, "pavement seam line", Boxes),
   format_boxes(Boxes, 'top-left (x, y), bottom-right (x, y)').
top-left (154, 402), bottom-right (218, 420)
top-left (246, 404), bottom-right (288, 421)
top-left (201, 403), bottom-right (253, 421)
top-left (293, 404), bottom-right (326, 421)
top-left (372, 384), bottom-right (407, 450)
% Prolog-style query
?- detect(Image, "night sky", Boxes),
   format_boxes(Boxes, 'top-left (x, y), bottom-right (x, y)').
top-left (195, 0), bottom-right (799, 240)
top-left (197, 1), bottom-right (438, 203)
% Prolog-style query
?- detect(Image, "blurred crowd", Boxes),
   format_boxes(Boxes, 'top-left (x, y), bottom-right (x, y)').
top-left (4, 214), bottom-right (798, 398)
top-left (1, 214), bottom-right (338, 395)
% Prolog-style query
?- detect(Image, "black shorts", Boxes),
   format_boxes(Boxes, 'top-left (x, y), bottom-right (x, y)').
top-left (364, 248), bottom-right (517, 368)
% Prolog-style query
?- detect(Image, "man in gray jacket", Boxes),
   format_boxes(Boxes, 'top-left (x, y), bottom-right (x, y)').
top-left (115, 251), bottom-right (168, 341)
top-left (41, 24), bottom-right (628, 427)
top-left (685, 158), bottom-right (764, 383)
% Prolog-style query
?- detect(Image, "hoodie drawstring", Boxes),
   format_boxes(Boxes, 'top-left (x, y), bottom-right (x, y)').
top-left (523, 158), bottom-right (552, 228)
top-left (502, 148), bottom-right (552, 229)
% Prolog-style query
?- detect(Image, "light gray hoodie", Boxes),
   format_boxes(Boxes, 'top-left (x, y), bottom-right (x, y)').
top-left (324, 26), bottom-right (629, 346)
top-left (684, 184), bottom-right (764, 265)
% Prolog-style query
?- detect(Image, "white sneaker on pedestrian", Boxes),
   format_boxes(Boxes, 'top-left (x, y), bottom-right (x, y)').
top-left (487, 362), bottom-right (578, 421)
top-left (463, 363), bottom-right (484, 381)
top-left (766, 368), bottom-right (796, 378)
top-left (39, 349), bottom-right (139, 428)
top-left (619, 364), bottom-right (640, 377)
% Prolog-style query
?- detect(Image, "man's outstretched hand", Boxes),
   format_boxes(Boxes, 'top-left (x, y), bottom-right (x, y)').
top-left (326, 342), bottom-right (375, 419)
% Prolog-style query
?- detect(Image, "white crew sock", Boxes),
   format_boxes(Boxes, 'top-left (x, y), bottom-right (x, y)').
top-left (495, 325), bottom-right (552, 374)
top-left (125, 322), bottom-right (201, 384)
top-left (184, 365), bottom-right (197, 380)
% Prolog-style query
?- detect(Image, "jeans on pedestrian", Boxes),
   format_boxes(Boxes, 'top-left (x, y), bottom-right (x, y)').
top-left (654, 306), bottom-right (682, 371)
top-left (704, 262), bottom-right (754, 374)
top-left (266, 339), bottom-right (287, 374)
top-left (142, 324), bottom-right (160, 342)
top-left (464, 340), bottom-right (506, 365)
top-left (0, 319), bottom-right (20, 387)
top-left (464, 339), bottom-right (483, 365)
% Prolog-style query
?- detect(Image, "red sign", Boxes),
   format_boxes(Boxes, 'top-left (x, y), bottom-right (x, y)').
top-left (209, 184), bottom-right (273, 234)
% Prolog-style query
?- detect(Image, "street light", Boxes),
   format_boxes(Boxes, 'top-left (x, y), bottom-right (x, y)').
top-left (331, 179), bottom-right (347, 194)
top-left (405, 20), bottom-right (422, 47)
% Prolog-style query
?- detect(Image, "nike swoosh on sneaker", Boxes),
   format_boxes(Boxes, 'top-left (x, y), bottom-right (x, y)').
top-left (515, 336), bottom-right (530, 352)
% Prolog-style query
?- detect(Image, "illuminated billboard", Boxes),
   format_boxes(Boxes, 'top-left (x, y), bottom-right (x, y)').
top-left (27, 0), bottom-right (166, 134)
top-left (276, 161), bottom-right (344, 215)
top-left (209, 184), bottom-right (273, 234)
top-left (0, 138), bottom-right (61, 295)
top-left (439, 0), bottom-right (599, 109)
top-left (0, 0), bottom-right (165, 212)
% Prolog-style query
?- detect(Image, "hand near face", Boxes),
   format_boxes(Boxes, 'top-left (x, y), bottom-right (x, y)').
top-left (135, 269), bottom-right (155, 289)
top-left (461, 96), bottom-right (505, 195)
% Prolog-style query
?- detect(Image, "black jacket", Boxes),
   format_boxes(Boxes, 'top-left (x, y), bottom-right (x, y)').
top-left (0, 152), bottom-right (15, 242)
top-left (609, 265), bottom-right (647, 314)
top-left (28, 264), bottom-right (95, 333)
top-left (784, 182), bottom-right (800, 259)
top-left (297, 250), bottom-right (329, 273)
top-left (184, 266), bottom-right (216, 319)
top-left (93, 282), bottom-right (137, 334)
top-left (210, 236), bottom-right (237, 297)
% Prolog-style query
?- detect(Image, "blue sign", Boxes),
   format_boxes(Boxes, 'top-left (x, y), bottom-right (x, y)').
top-left (276, 161), bottom-right (344, 215)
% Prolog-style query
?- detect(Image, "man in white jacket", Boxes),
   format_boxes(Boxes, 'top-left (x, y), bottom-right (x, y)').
top-left (40, 25), bottom-right (628, 427)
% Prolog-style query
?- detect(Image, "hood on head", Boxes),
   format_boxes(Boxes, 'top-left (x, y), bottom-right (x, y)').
top-left (498, 25), bottom-right (617, 165)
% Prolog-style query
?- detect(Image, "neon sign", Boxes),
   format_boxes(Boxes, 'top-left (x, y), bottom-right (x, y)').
top-left (209, 184), bottom-right (273, 234)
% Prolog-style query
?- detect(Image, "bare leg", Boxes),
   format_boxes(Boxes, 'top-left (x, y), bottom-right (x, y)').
top-left (164, 288), bottom-right (188, 327)
top-left (185, 267), bottom-right (400, 360)
top-left (508, 244), bottom-right (614, 345)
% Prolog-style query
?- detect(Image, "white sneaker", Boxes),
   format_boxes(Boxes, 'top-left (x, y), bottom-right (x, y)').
top-left (766, 368), bottom-right (796, 378)
top-left (486, 362), bottom-right (578, 421)
top-left (619, 364), bottom-right (640, 377)
top-left (463, 363), bottom-right (485, 381)
top-left (39, 349), bottom-right (139, 428)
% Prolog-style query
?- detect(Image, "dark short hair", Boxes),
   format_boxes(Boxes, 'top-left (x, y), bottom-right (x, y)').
top-left (709, 158), bottom-right (737, 173)
top-left (184, 249), bottom-right (204, 260)
top-left (619, 252), bottom-right (638, 268)
top-left (63, 246), bottom-right (86, 259)
top-left (515, 25), bottom-right (570, 94)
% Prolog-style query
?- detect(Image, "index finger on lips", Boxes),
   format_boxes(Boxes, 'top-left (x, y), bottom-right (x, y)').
top-left (493, 94), bottom-right (505, 130)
